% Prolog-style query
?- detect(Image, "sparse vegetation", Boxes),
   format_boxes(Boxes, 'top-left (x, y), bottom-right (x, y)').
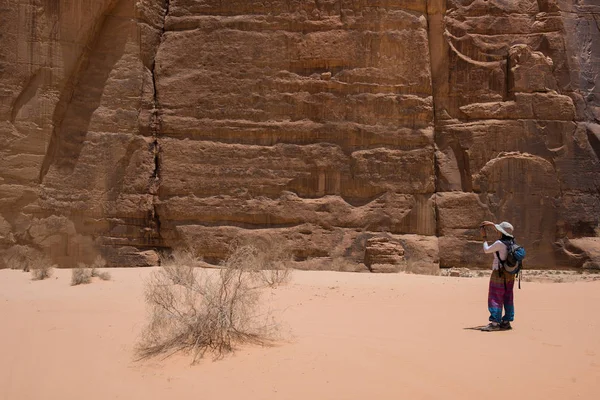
top-left (160, 249), bottom-right (198, 286)
top-left (90, 256), bottom-right (111, 281)
top-left (91, 268), bottom-right (111, 281)
top-left (30, 256), bottom-right (54, 281)
top-left (71, 264), bottom-right (92, 286)
top-left (4, 245), bottom-right (39, 272)
top-left (91, 255), bottom-right (106, 269)
top-left (162, 248), bottom-right (200, 268)
top-left (260, 267), bottom-right (292, 287)
top-left (137, 243), bottom-right (282, 363)
top-left (71, 257), bottom-right (111, 285)
top-left (225, 240), bottom-right (293, 288)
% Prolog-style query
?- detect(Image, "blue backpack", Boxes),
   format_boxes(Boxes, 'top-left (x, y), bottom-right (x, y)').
top-left (496, 239), bottom-right (526, 288)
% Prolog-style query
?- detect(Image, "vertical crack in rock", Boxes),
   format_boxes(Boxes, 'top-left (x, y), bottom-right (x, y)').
top-left (505, 54), bottom-right (511, 101)
top-left (425, 0), bottom-right (437, 123)
top-left (147, 0), bottom-right (170, 245)
top-left (426, 0), bottom-right (444, 237)
top-left (456, 145), bottom-right (472, 192)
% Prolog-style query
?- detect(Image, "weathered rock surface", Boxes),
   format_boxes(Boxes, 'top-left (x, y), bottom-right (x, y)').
top-left (0, 0), bottom-right (599, 270)
top-left (364, 236), bottom-right (406, 272)
top-left (566, 238), bottom-right (600, 270)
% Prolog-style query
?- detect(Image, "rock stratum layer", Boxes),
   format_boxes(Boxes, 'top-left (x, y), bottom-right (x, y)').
top-left (1, 0), bottom-right (599, 270)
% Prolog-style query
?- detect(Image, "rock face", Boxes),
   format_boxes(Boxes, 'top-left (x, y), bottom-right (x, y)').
top-left (0, 0), bottom-right (599, 270)
top-left (364, 236), bottom-right (406, 272)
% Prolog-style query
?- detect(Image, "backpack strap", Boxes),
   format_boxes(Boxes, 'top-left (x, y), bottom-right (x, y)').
top-left (495, 252), bottom-right (507, 289)
top-left (495, 251), bottom-right (505, 266)
top-left (518, 262), bottom-right (523, 289)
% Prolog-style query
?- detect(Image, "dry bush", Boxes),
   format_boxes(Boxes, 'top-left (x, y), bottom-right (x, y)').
top-left (225, 241), bottom-right (292, 288)
top-left (137, 248), bottom-right (276, 363)
top-left (161, 248), bottom-right (200, 267)
top-left (91, 269), bottom-right (111, 281)
top-left (160, 248), bottom-right (200, 286)
top-left (30, 257), bottom-right (54, 281)
top-left (90, 256), bottom-right (111, 281)
top-left (163, 264), bottom-right (195, 286)
top-left (71, 264), bottom-right (92, 286)
top-left (260, 268), bottom-right (292, 287)
top-left (91, 255), bottom-right (106, 269)
top-left (4, 245), bottom-right (38, 272)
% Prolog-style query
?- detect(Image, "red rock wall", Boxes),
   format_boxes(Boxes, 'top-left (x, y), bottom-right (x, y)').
top-left (0, 0), bottom-right (599, 270)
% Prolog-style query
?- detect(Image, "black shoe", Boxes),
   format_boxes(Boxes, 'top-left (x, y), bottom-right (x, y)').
top-left (481, 322), bottom-right (501, 331)
top-left (499, 321), bottom-right (512, 330)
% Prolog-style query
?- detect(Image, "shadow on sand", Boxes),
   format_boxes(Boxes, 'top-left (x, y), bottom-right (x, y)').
top-left (464, 325), bottom-right (512, 332)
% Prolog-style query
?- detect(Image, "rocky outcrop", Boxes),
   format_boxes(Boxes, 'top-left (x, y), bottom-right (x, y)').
top-left (364, 236), bottom-right (407, 272)
top-left (432, 0), bottom-right (600, 269)
top-left (1, 0), bottom-right (165, 266)
top-left (0, 1), bottom-right (599, 270)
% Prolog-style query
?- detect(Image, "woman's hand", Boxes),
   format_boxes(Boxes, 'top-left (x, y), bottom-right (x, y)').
top-left (479, 226), bottom-right (487, 239)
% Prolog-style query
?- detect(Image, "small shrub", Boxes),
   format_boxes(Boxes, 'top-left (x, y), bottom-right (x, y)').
top-left (160, 249), bottom-right (199, 286)
top-left (71, 264), bottom-right (92, 286)
top-left (260, 268), bottom-right (292, 287)
top-left (161, 248), bottom-right (200, 267)
top-left (91, 269), bottom-right (111, 281)
top-left (30, 257), bottom-right (54, 281)
top-left (4, 245), bottom-right (38, 272)
top-left (87, 255), bottom-right (111, 281)
top-left (137, 246), bottom-right (275, 363)
top-left (224, 241), bottom-right (292, 288)
top-left (91, 255), bottom-right (107, 269)
top-left (162, 264), bottom-right (194, 285)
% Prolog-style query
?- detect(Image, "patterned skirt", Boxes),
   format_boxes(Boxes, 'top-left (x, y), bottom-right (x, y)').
top-left (488, 269), bottom-right (515, 323)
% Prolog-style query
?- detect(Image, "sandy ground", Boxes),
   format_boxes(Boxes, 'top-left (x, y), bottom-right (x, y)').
top-left (1, 268), bottom-right (599, 400)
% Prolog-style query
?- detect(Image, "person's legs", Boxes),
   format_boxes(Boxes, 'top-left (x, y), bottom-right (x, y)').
top-left (502, 276), bottom-right (515, 322)
top-left (488, 270), bottom-right (505, 324)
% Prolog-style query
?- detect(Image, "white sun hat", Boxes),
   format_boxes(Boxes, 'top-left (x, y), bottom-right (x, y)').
top-left (494, 221), bottom-right (514, 238)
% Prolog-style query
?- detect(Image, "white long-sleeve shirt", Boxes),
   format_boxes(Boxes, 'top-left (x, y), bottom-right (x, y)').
top-left (483, 240), bottom-right (508, 270)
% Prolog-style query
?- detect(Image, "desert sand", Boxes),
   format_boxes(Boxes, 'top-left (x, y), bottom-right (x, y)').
top-left (1, 268), bottom-right (599, 400)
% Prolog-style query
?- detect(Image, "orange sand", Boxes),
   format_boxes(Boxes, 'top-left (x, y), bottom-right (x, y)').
top-left (1, 268), bottom-right (599, 400)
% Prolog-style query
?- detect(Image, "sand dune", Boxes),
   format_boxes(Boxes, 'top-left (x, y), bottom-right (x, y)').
top-left (1, 268), bottom-right (599, 400)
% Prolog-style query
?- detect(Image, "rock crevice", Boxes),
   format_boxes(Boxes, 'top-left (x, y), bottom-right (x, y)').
top-left (146, 0), bottom-right (171, 247)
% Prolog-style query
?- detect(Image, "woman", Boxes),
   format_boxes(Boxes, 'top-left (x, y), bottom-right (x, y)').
top-left (480, 221), bottom-right (516, 331)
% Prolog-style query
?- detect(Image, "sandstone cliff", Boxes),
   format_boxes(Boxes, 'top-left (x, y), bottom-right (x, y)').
top-left (0, 0), bottom-right (599, 270)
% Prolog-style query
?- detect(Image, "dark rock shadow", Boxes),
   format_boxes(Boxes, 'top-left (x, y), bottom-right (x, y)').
top-left (39, 0), bottom-right (128, 182)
